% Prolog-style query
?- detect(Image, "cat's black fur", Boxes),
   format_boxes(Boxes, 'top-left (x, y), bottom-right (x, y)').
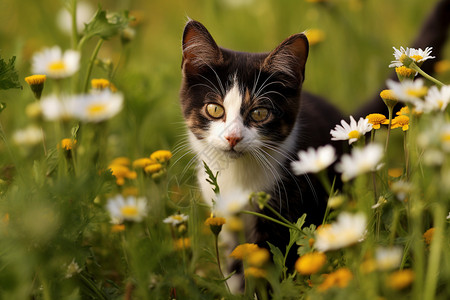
top-left (179, 0), bottom-right (450, 283)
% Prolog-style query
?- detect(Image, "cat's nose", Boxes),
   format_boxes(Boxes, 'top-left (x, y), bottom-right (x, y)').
top-left (225, 136), bottom-right (242, 148)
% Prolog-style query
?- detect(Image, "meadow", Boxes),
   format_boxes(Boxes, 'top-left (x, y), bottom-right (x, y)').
top-left (0, 0), bottom-right (449, 299)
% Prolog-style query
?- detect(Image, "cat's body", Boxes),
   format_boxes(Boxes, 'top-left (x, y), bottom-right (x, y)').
top-left (179, 0), bottom-right (450, 289)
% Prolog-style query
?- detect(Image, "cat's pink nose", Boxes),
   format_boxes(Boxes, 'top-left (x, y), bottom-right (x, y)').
top-left (225, 136), bottom-right (242, 148)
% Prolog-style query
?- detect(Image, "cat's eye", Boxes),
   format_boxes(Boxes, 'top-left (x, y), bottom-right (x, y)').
top-left (206, 103), bottom-right (225, 119)
top-left (250, 108), bottom-right (270, 122)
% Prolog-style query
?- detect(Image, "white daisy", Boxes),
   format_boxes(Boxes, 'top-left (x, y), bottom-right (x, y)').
top-left (386, 79), bottom-right (427, 106)
top-left (163, 213), bottom-right (189, 226)
top-left (315, 212), bottom-right (367, 252)
top-left (335, 143), bottom-right (383, 181)
top-left (291, 145), bottom-right (336, 175)
top-left (447, 212), bottom-right (450, 220)
top-left (330, 116), bottom-right (372, 145)
top-left (375, 246), bottom-right (403, 271)
top-left (65, 258), bottom-right (82, 278)
top-left (70, 90), bottom-right (124, 123)
top-left (214, 189), bottom-right (250, 217)
top-left (421, 85), bottom-right (450, 113)
top-left (389, 46), bottom-right (435, 68)
top-left (32, 46), bottom-right (80, 79)
top-left (12, 126), bottom-right (43, 146)
top-left (40, 94), bottom-right (74, 121)
top-left (57, 1), bottom-right (95, 35)
top-left (106, 195), bottom-right (148, 224)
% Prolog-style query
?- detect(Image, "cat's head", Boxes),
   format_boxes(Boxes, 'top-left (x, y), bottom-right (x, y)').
top-left (180, 20), bottom-right (309, 161)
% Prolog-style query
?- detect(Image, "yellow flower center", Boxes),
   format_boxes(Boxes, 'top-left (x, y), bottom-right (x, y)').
top-left (379, 89), bottom-right (398, 101)
top-left (91, 78), bottom-right (111, 89)
top-left (25, 74), bottom-right (47, 85)
top-left (48, 61), bottom-right (66, 71)
top-left (366, 113), bottom-right (387, 124)
top-left (395, 66), bottom-right (416, 77)
top-left (348, 130), bottom-right (360, 140)
top-left (406, 87), bottom-right (428, 98)
top-left (410, 54), bottom-right (423, 62)
top-left (87, 104), bottom-right (107, 116)
top-left (441, 132), bottom-right (450, 142)
top-left (121, 205), bottom-right (138, 217)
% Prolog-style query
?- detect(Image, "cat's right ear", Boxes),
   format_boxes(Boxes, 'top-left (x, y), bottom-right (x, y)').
top-left (182, 20), bottom-right (223, 74)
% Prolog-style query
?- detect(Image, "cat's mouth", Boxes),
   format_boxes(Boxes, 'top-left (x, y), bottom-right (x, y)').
top-left (223, 149), bottom-right (244, 159)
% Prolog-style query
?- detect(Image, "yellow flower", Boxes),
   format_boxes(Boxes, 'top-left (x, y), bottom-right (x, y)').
top-left (247, 248), bottom-right (270, 267)
top-left (295, 252), bottom-right (326, 275)
top-left (60, 138), bottom-right (76, 150)
top-left (132, 158), bottom-right (154, 169)
top-left (108, 164), bottom-right (137, 185)
top-left (144, 163), bottom-right (162, 174)
top-left (317, 268), bottom-right (353, 291)
top-left (205, 216), bottom-right (226, 226)
top-left (434, 60), bottom-right (450, 74)
top-left (91, 78), bottom-right (111, 90)
top-left (111, 157), bottom-right (130, 166)
top-left (305, 29), bottom-right (325, 46)
top-left (244, 267), bottom-right (267, 278)
top-left (174, 237), bottom-right (191, 250)
top-left (227, 216), bottom-right (244, 232)
top-left (366, 113), bottom-right (387, 129)
top-left (25, 74), bottom-right (46, 99)
top-left (390, 115), bottom-right (410, 131)
top-left (111, 224), bottom-right (125, 233)
top-left (388, 168), bottom-right (403, 178)
top-left (150, 150), bottom-right (172, 163)
top-left (380, 89), bottom-right (398, 109)
top-left (423, 227), bottom-right (435, 245)
top-left (387, 269), bottom-right (414, 290)
top-left (395, 66), bottom-right (416, 78)
top-left (230, 243), bottom-right (259, 260)
top-left (25, 74), bottom-right (46, 85)
top-left (396, 106), bottom-right (410, 116)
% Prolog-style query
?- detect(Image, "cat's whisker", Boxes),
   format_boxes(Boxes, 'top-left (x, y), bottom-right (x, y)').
top-left (253, 72), bottom-right (276, 99)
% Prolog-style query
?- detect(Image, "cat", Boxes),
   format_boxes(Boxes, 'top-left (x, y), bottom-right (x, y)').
top-left (179, 0), bottom-right (450, 289)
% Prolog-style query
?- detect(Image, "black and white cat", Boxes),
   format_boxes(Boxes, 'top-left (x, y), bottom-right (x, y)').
top-left (179, 0), bottom-right (450, 287)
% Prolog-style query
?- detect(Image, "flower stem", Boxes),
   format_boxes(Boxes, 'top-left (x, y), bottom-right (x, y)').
top-left (214, 234), bottom-right (231, 293)
top-left (240, 210), bottom-right (298, 231)
top-left (423, 203), bottom-right (446, 300)
top-left (83, 39), bottom-right (104, 93)
top-left (385, 106), bottom-right (393, 153)
top-left (404, 131), bottom-right (410, 179)
top-left (71, 0), bottom-right (79, 49)
top-left (410, 64), bottom-right (445, 87)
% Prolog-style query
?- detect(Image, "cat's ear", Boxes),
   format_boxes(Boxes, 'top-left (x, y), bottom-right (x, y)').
top-left (263, 34), bottom-right (309, 84)
top-left (182, 20), bottom-right (223, 74)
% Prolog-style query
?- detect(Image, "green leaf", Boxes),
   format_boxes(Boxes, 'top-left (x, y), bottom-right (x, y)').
top-left (268, 242), bottom-right (286, 274)
top-left (0, 56), bottom-right (21, 90)
top-left (203, 161), bottom-right (220, 195)
top-left (83, 7), bottom-right (130, 41)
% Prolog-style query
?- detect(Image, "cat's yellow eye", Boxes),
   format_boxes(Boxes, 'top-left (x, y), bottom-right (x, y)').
top-left (206, 103), bottom-right (225, 119)
top-left (250, 108), bottom-right (269, 122)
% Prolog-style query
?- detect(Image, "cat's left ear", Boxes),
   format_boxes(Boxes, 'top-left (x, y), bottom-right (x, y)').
top-left (263, 34), bottom-right (309, 84)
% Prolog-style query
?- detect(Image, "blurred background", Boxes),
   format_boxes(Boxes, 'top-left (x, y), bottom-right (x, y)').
top-left (1, 0), bottom-right (449, 160)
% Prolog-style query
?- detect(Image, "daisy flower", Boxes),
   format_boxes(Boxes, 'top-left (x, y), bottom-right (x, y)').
top-left (386, 79), bottom-right (427, 105)
top-left (421, 85), bottom-right (450, 112)
top-left (315, 212), bottom-right (367, 252)
top-left (335, 143), bottom-right (383, 181)
top-left (330, 116), bottom-right (373, 145)
top-left (291, 145), bottom-right (336, 175)
top-left (57, 1), bottom-right (95, 35)
top-left (40, 94), bottom-right (74, 121)
top-left (106, 194), bottom-right (148, 224)
top-left (32, 46), bottom-right (80, 79)
top-left (389, 46), bottom-right (435, 68)
top-left (366, 113), bottom-right (387, 129)
top-left (375, 246), bottom-right (403, 271)
top-left (12, 126), bottom-right (43, 146)
top-left (163, 213), bottom-right (189, 226)
top-left (214, 189), bottom-right (250, 217)
top-left (70, 90), bottom-right (124, 123)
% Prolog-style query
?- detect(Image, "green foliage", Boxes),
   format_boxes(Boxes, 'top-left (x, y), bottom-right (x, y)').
top-left (0, 56), bottom-right (21, 90)
top-left (82, 8), bottom-right (131, 41)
